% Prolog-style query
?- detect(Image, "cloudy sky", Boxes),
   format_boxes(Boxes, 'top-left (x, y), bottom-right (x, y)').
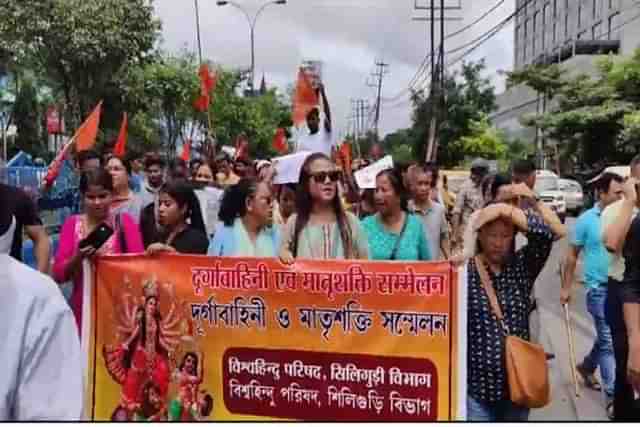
top-left (154, 0), bottom-right (515, 138)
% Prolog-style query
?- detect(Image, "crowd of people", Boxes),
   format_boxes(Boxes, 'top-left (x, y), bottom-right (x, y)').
top-left (2, 99), bottom-right (640, 421)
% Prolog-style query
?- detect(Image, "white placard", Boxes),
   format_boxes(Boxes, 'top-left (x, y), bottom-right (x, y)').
top-left (354, 155), bottom-right (393, 189)
top-left (272, 151), bottom-right (313, 184)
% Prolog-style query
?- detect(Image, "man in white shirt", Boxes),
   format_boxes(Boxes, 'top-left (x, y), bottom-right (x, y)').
top-left (0, 254), bottom-right (83, 420)
top-left (295, 83), bottom-right (333, 157)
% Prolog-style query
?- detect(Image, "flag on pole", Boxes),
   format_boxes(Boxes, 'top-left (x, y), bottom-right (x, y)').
top-left (338, 141), bottom-right (352, 173)
top-left (75, 101), bottom-right (103, 151)
top-left (113, 112), bottom-right (128, 158)
top-left (181, 139), bottom-right (192, 162)
top-left (42, 100), bottom-right (103, 189)
top-left (272, 128), bottom-right (288, 154)
top-left (194, 64), bottom-right (216, 112)
top-left (292, 68), bottom-right (319, 126)
top-left (234, 134), bottom-right (250, 161)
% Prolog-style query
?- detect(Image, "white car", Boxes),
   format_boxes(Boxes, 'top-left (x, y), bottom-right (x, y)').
top-left (535, 170), bottom-right (567, 223)
top-left (559, 178), bottom-right (584, 215)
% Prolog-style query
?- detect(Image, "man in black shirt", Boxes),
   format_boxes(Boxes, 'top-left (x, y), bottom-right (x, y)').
top-left (0, 183), bottom-right (50, 273)
top-left (603, 155), bottom-right (640, 420)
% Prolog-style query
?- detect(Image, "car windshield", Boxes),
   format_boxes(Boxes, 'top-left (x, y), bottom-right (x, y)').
top-left (535, 177), bottom-right (559, 192)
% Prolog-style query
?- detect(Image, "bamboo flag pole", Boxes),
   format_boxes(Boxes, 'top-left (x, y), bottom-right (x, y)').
top-left (560, 263), bottom-right (580, 397)
top-left (563, 302), bottom-right (580, 398)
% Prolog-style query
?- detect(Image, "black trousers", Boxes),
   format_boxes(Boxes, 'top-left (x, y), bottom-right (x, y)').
top-left (605, 278), bottom-right (640, 421)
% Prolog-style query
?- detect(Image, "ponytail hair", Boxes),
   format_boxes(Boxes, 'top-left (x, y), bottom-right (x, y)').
top-left (218, 178), bottom-right (260, 227)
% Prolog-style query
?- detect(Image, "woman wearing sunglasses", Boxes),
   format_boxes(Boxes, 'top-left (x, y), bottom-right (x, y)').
top-left (280, 153), bottom-right (368, 263)
top-left (361, 168), bottom-right (432, 261)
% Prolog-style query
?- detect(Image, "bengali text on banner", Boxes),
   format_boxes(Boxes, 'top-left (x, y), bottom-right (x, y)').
top-left (84, 255), bottom-right (467, 421)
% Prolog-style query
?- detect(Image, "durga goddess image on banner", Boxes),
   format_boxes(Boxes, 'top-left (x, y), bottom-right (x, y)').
top-left (101, 277), bottom-right (213, 421)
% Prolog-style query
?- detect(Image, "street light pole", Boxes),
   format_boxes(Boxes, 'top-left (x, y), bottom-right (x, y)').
top-left (216, 0), bottom-right (286, 95)
top-left (194, 0), bottom-right (204, 64)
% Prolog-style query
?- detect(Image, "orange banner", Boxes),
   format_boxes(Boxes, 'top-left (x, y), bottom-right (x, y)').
top-left (85, 255), bottom-right (466, 421)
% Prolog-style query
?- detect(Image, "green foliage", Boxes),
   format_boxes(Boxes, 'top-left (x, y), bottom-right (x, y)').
top-left (459, 116), bottom-right (507, 160)
top-left (507, 49), bottom-right (640, 166)
top-left (11, 78), bottom-right (44, 158)
top-left (0, 0), bottom-right (161, 130)
top-left (410, 60), bottom-right (498, 166)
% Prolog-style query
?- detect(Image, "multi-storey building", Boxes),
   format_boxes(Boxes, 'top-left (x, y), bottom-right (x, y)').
top-left (493, 0), bottom-right (640, 152)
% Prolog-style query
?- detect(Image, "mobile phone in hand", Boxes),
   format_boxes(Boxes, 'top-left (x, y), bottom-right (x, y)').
top-left (79, 223), bottom-right (114, 251)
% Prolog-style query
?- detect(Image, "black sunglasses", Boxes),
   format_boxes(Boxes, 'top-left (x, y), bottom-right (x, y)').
top-left (309, 171), bottom-right (342, 184)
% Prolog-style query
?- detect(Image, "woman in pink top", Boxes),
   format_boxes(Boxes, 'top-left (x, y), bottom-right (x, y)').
top-left (53, 168), bottom-right (144, 333)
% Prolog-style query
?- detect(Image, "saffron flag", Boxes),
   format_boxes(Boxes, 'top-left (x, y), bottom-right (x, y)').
top-left (338, 141), bottom-right (352, 173)
top-left (194, 64), bottom-right (216, 112)
top-left (272, 128), bottom-right (288, 154)
top-left (292, 69), bottom-right (319, 126)
top-left (234, 134), bottom-right (249, 161)
top-left (113, 113), bottom-right (128, 158)
top-left (42, 101), bottom-right (102, 188)
top-left (181, 139), bottom-right (192, 162)
top-left (75, 101), bottom-right (103, 152)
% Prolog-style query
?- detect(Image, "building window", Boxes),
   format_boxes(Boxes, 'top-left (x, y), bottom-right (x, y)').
top-left (593, 22), bottom-right (602, 39)
top-left (608, 12), bottom-right (620, 39)
top-left (578, 1), bottom-right (583, 29)
top-left (594, 0), bottom-right (601, 18)
top-left (533, 11), bottom-right (539, 54)
top-left (565, 12), bottom-right (570, 38)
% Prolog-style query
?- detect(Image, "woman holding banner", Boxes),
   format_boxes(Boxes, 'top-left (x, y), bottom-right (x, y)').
top-left (280, 153), bottom-right (368, 262)
top-left (465, 202), bottom-right (553, 421)
top-left (208, 179), bottom-right (280, 257)
top-left (146, 180), bottom-right (209, 255)
top-left (361, 168), bottom-right (431, 261)
top-left (52, 169), bottom-right (144, 333)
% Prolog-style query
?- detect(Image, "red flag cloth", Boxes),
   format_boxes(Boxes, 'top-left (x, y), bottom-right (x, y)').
top-left (42, 140), bottom-right (74, 189)
top-left (234, 134), bottom-right (249, 161)
top-left (292, 69), bottom-right (319, 126)
top-left (113, 112), bottom-right (128, 158)
top-left (338, 141), bottom-right (352, 173)
top-left (75, 101), bottom-right (102, 151)
top-left (181, 139), bottom-right (192, 162)
top-left (194, 64), bottom-right (217, 112)
top-left (272, 128), bottom-right (288, 154)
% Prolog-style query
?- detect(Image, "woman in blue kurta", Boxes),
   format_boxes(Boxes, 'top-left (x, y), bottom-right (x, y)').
top-left (361, 168), bottom-right (432, 261)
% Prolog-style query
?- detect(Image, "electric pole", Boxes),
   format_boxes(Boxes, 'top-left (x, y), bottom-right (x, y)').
top-left (368, 60), bottom-right (389, 139)
top-left (412, 0), bottom-right (461, 162)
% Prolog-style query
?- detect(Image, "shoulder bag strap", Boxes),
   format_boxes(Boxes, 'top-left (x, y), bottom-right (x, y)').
top-left (389, 213), bottom-right (409, 261)
top-left (474, 255), bottom-right (509, 334)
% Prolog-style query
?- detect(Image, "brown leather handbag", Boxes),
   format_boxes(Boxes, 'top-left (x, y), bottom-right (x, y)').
top-left (475, 256), bottom-right (551, 409)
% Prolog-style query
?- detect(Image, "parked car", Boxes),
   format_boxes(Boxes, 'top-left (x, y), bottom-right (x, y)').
top-left (535, 170), bottom-right (566, 223)
top-left (559, 178), bottom-right (584, 215)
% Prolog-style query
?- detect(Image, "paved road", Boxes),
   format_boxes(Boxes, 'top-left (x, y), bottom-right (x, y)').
top-left (530, 218), bottom-right (608, 421)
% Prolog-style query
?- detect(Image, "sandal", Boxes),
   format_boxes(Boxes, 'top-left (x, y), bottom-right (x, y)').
top-left (606, 400), bottom-right (614, 420)
top-left (576, 363), bottom-right (602, 391)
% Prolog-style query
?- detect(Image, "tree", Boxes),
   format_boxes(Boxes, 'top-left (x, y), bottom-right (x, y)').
top-left (410, 60), bottom-right (498, 167)
top-left (0, 0), bottom-right (161, 132)
top-left (458, 116), bottom-right (507, 160)
top-left (506, 51), bottom-right (640, 168)
top-left (11, 77), bottom-right (44, 158)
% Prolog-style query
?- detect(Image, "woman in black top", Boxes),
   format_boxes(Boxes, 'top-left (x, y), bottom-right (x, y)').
top-left (466, 202), bottom-right (553, 421)
top-left (146, 180), bottom-right (209, 255)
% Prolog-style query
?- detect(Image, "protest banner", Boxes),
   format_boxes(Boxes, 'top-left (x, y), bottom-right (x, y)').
top-left (84, 255), bottom-right (467, 421)
top-left (354, 155), bottom-right (394, 189)
top-left (272, 151), bottom-right (312, 184)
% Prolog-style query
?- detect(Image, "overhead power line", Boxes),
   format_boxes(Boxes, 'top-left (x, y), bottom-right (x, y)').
top-left (384, 0), bottom-right (509, 102)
